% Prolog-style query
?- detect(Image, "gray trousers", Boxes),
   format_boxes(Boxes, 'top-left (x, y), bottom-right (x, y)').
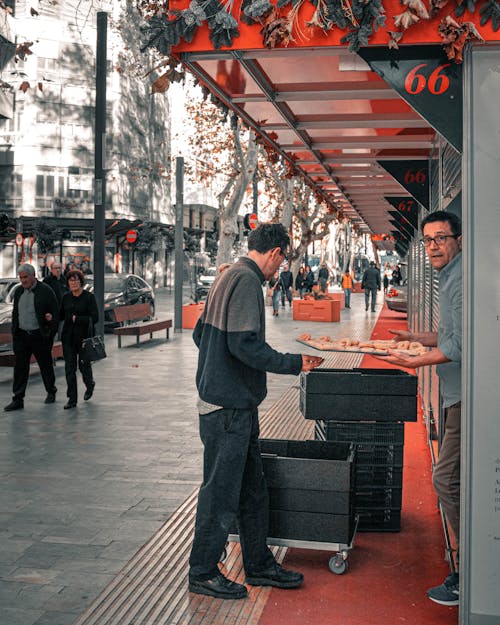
top-left (433, 401), bottom-right (461, 544)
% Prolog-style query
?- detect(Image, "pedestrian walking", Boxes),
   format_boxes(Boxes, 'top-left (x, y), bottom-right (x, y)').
top-left (361, 261), bottom-right (381, 312)
top-left (60, 269), bottom-right (99, 409)
top-left (4, 264), bottom-right (59, 412)
top-left (279, 263), bottom-right (293, 307)
top-left (341, 269), bottom-right (353, 308)
top-left (188, 223), bottom-right (323, 600)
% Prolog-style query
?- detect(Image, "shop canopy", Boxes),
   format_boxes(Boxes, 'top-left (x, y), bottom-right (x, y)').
top-left (165, 0), bottom-right (499, 251)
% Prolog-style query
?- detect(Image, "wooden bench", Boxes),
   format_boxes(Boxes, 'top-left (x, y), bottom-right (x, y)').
top-left (113, 303), bottom-right (172, 348)
top-left (0, 341), bottom-right (64, 367)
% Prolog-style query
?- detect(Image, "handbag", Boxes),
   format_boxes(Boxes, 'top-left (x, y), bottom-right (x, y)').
top-left (81, 319), bottom-right (107, 362)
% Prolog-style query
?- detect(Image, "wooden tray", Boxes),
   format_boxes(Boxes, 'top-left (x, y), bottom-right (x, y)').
top-left (296, 338), bottom-right (421, 357)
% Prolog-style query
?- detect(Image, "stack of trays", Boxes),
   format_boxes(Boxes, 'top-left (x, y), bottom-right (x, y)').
top-left (315, 420), bottom-right (404, 532)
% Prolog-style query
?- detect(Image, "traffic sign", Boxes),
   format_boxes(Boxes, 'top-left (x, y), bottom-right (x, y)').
top-left (243, 213), bottom-right (259, 230)
top-left (15, 233), bottom-right (24, 246)
top-left (126, 229), bottom-right (137, 244)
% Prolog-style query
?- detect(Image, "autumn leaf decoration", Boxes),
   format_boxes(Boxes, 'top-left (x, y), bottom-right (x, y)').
top-left (438, 14), bottom-right (483, 62)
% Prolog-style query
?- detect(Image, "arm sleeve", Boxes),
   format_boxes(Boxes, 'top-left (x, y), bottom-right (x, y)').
top-left (437, 282), bottom-right (462, 362)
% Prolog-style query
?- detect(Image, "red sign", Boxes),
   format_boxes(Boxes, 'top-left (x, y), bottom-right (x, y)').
top-left (126, 229), bottom-right (137, 244)
top-left (248, 213), bottom-right (258, 230)
top-left (15, 233), bottom-right (24, 246)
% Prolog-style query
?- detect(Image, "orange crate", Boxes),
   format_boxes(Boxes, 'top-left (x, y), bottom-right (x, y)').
top-left (323, 292), bottom-right (345, 309)
top-left (182, 302), bottom-right (205, 329)
top-left (292, 299), bottom-right (340, 322)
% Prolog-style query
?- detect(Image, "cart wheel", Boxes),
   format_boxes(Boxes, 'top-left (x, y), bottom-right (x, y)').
top-left (329, 555), bottom-right (348, 575)
top-left (219, 547), bottom-right (227, 563)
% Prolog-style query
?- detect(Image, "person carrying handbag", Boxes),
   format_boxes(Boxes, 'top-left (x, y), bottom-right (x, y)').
top-left (268, 271), bottom-right (281, 316)
top-left (60, 269), bottom-right (99, 409)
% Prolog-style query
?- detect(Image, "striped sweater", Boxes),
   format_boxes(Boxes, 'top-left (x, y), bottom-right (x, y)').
top-left (193, 257), bottom-right (302, 409)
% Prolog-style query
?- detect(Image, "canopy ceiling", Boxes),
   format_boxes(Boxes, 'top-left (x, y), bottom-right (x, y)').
top-left (181, 47), bottom-right (433, 249)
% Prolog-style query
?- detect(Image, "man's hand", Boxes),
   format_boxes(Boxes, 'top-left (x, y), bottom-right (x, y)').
top-left (301, 355), bottom-right (324, 371)
top-left (389, 329), bottom-right (412, 342)
top-left (45, 313), bottom-right (52, 322)
top-left (373, 350), bottom-right (417, 368)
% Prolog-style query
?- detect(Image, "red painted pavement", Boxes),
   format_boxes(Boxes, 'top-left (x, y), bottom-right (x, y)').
top-left (258, 305), bottom-right (457, 625)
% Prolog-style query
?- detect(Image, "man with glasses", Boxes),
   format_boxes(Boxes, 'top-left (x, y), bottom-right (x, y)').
top-left (376, 210), bottom-right (462, 606)
top-left (188, 223), bottom-right (323, 600)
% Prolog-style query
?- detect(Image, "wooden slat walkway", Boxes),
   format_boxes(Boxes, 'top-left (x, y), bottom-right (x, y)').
top-left (74, 352), bottom-right (362, 625)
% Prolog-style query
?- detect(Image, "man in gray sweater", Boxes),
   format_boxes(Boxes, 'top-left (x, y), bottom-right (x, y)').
top-left (189, 223), bottom-right (323, 600)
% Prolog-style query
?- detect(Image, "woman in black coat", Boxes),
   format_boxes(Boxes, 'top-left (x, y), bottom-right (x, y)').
top-left (60, 269), bottom-right (99, 409)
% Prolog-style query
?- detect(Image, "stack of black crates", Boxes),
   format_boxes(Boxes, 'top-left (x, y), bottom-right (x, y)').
top-left (300, 368), bottom-right (418, 532)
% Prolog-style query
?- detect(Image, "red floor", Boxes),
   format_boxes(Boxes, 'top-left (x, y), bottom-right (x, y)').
top-left (259, 306), bottom-right (458, 625)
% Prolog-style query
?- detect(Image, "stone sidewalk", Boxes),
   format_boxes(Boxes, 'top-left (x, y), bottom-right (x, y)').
top-left (0, 288), bottom-right (379, 625)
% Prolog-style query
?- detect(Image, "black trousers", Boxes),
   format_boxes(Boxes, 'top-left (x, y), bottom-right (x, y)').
top-left (189, 407), bottom-right (275, 579)
top-left (62, 340), bottom-right (94, 403)
top-left (12, 330), bottom-right (57, 400)
top-left (281, 287), bottom-right (292, 305)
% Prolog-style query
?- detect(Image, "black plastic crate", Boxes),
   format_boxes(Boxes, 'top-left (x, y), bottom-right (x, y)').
top-left (259, 438), bottom-right (356, 544)
top-left (355, 465), bottom-right (403, 488)
top-left (316, 420), bottom-right (405, 445)
top-left (354, 487), bottom-right (403, 510)
top-left (300, 368), bottom-right (417, 422)
top-left (356, 508), bottom-right (402, 532)
top-left (356, 444), bottom-right (404, 467)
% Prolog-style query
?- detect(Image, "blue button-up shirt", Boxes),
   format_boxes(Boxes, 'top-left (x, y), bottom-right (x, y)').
top-left (436, 252), bottom-right (462, 407)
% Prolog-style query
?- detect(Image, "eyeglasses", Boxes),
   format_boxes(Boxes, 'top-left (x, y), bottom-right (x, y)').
top-left (279, 249), bottom-right (288, 262)
top-left (420, 234), bottom-right (459, 247)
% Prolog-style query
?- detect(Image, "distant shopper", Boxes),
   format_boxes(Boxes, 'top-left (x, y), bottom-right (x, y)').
top-left (341, 269), bottom-right (353, 308)
top-left (295, 266), bottom-right (306, 299)
top-left (392, 264), bottom-right (402, 286)
top-left (383, 273), bottom-right (389, 295)
top-left (4, 264), bottom-right (59, 412)
top-left (376, 211), bottom-right (462, 607)
top-left (44, 262), bottom-right (68, 306)
top-left (189, 223), bottom-right (323, 600)
top-left (317, 263), bottom-right (329, 293)
top-left (361, 261), bottom-right (381, 312)
top-left (303, 265), bottom-right (315, 293)
top-left (279, 263), bottom-right (293, 307)
top-left (60, 270), bottom-right (99, 410)
top-left (268, 270), bottom-right (281, 316)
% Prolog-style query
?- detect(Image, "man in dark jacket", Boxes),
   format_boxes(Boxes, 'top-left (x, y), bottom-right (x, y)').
top-left (318, 262), bottom-right (329, 293)
top-left (4, 264), bottom-right (59, 411)
top-left (189, 223), bottom-right (323, 600)
top-left (361, 261), bottom-right (381, 312)
top-left (43, 261), bottom-right (68, 306)
top-left (279, 263), bottom-right (293, 307)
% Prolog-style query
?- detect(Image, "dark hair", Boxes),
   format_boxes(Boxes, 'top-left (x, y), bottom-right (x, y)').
top-left (248, 223), bottom-right (290, 255)
top-left (66, 269), bottom-right (85, 285)
top-left (421, 210), bottom-right (461, 236)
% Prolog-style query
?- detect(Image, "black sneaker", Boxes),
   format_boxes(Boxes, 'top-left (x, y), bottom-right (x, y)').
top-left (427, 573), bottom-right (459, 606)
top-left (246, 562), bottom-right (303, 588)
top-left (188, 571), bottom-right (247, 600)
top-left (4, 399), bottom-right (24, 412)
top-left (44, 393), bottom-right (56, 404)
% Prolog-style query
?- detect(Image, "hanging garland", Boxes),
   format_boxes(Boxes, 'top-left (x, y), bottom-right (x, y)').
top-left (140, 0), bottom-right (499, 60)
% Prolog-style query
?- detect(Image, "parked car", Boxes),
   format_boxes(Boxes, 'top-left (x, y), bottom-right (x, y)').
top-left (0, 279), bottom-right (19, 326)
top-left (194, 266), bottom-right (218, 302)
top-left (385, 280), bottom-right (408, 313)
top-left (84, 273), bottom-right (155, 328)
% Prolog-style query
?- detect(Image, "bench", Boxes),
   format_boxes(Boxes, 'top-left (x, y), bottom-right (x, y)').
top-left (0, 341), bottom-right (64, 367)
top-left (113, 303), bottom-right (172, 348)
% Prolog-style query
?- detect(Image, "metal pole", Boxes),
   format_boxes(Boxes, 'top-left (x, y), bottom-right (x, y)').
top-left (174, 157), bottom-right (184, 332)
top-left (94, 11), bottom-right (107, 337)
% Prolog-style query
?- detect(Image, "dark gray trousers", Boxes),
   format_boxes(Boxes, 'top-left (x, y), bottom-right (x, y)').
top-left (189, 407), bottom-right (275, 579)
